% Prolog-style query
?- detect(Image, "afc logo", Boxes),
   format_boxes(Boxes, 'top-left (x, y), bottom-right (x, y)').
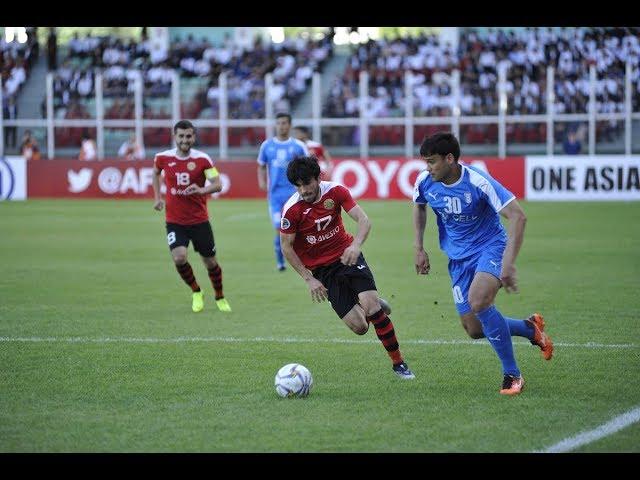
top-left (0, 157), bottom-right (16, 200)
top-left (0, 156), bottom-right (26, 201)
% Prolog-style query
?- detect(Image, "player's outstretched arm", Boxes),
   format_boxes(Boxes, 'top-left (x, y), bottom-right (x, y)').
top-left (499, 200), bottom-right (527, 293)
top-left (184, 173), bottom-right (222, 196)
top-left (280, 232), bottom-right (328, 303)
top-left (206, 174), bottom-right (223, 194)
top-left (257, 164), bottom-right (268, 191)
top-left (152, 166), bottom-right (164, 211)
top-left (413, 203), bottom-right (430, 274)
top-left (342, 205), bottom-right (371, 265)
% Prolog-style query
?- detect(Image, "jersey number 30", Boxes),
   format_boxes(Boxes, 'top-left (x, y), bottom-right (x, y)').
top-left (444, 196), bottom-right (462, 214)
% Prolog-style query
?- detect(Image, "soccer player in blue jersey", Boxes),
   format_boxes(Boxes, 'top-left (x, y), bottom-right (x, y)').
top-left (257, 112), bottom-right (309, 271)
top-left (412, 132), bottom-right (553, 395)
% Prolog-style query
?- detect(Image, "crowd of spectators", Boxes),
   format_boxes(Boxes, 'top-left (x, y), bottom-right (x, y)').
top-left (2, 27), bottom-right (39, 148)
top-left (194, 34), bottom-right (332, 120)
top-left (1, 27), bottom-right (38, 99)
top-left (324, 27), bottom-right (640, 145)
top-left (9, 27), bottom-right (639, 151)
top-left (50, 29), bottom-right (333, 147)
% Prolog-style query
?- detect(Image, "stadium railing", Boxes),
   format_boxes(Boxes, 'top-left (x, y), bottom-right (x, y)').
top-left (0, 64), bottom-right (638, 159)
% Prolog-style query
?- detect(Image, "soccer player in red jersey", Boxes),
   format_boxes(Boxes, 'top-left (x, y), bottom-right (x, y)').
top-left (279, 156), bottom-right (415, 379)
top-left (293, 126), bottom-right (334, 179)
top-left (152, 120), bottom-right (231, 313)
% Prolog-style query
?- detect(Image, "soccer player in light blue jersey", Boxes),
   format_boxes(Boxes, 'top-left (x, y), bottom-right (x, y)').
top-left (412, 132), bottom-right (553, 395)
top-left (257, 112), bottom-right (309, 271)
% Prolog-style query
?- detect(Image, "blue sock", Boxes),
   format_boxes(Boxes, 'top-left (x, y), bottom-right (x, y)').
top-left (506, 317), bottom-right (535, 340)
top-left (476, 305), bottom-right (520, 377)
top-left (274, 233), bottom-right (285, 267)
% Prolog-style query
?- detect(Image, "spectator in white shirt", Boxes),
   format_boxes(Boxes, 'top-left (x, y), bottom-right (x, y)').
top-left (79, 131), bottom-right (97, 161)
top-left (118, 133), bottom-right (146, 160)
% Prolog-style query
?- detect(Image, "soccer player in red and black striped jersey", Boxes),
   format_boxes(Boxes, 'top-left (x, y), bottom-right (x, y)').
top-left (152, 120), bottom-right (231, 313)
top-left (280, 156), bottom-right (415, 379)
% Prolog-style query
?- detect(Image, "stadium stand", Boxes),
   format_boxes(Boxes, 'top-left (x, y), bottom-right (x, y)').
top-left (3, 27), bottom-right (639, 158)
top-left (50, 30), bottom-right (334, 149)
top-left (324, 27), bottom-right (640, 146)
top-left (1, 27), bottom-right (38, 110)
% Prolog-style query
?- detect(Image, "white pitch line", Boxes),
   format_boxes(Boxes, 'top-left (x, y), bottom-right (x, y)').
top-left (0, 336), bottom-right (636, 348)
top-left (538, 406), bottom-right (640, 453)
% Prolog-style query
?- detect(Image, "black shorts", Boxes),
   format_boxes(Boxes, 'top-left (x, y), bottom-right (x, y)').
top-left (166, 221), bottom-right (216, 257)
top-left (312, 253), bottom-right (377, 319)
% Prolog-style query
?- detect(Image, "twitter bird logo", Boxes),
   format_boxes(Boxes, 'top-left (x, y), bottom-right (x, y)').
top-left (68, 168), bottom-right (93, 192)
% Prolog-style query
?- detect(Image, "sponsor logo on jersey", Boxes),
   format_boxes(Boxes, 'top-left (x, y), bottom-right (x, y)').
top-left (451, 214), bottom-right (478, 222)
top-left (306, 225), bottom-right (340, 244)
top-left (170, 187), bottom-right (194, 196)
top-left (323, 199), bottom-right (335, 209)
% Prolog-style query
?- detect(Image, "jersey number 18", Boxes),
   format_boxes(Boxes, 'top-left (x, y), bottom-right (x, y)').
top-left (176, 172), bottom-right (190, 185)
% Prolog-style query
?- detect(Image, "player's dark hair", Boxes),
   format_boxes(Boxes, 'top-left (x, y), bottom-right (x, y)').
top-left (275, 112), bottom-right (292, 123)
top-left (294, 125), bottom-right (309, 135)
top-left (287, 156), bottom-right (321, 185)
top-left (174, 119), bottom-right (196, 133)
top-left (420, 131), bottom-right (460, 161)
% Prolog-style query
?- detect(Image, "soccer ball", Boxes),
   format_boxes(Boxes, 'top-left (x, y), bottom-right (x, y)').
top-left (274, 363), bottom-right (313, 398)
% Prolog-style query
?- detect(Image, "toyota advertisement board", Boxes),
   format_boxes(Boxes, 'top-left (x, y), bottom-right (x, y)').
top-left (17, 156), bottom-right (640, 201)
top-left (25, 157), bottom-right (525, 200)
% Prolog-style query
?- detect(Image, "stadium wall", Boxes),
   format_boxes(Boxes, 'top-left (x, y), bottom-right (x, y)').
top-left (2, 157), bottom-right (638, 201)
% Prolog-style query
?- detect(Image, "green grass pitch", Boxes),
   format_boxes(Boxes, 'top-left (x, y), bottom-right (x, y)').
top-left (0, 199), bottom-right (639, 452)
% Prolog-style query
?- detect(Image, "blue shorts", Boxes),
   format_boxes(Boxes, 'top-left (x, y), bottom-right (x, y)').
top-left (268, 194), bottom-right (291, 229)
top-left (447, 241), bottom-right (506, 315)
